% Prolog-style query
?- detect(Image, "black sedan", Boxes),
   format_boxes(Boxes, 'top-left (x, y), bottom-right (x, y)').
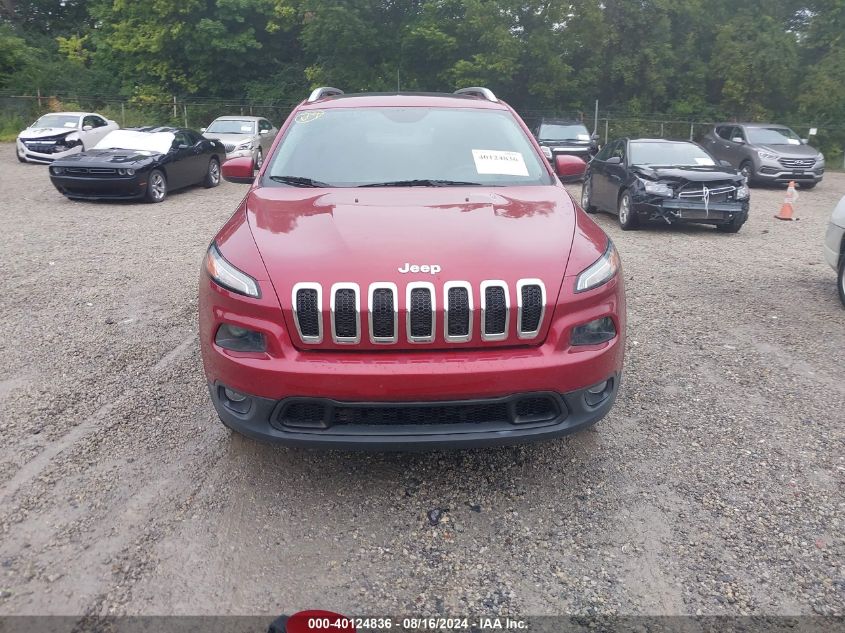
top-left (581, 138), bottom-right (750, 233)
top-left (48, 126), bottom-right (226, 202)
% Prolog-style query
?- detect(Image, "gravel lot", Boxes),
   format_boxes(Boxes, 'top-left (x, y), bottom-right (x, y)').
top-left (0, 144), bottom-right (842, 619)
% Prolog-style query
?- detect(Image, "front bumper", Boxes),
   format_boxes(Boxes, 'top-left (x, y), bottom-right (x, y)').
top-left (824, 222), bottom-right (845, 270)
top-left (50, 173), bottom-right (147, 200)
top-left (18, 138), bottom-right (83, 164)
top-left (633, 197), bottom-right (749, 225)
top-left (209, 376), bottom-right (620, 449)
top-left (754, 158), bottom-right (824, 184)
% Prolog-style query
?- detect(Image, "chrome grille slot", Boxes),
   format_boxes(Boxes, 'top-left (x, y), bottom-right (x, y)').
top-left (678, 184), bottom-right (736, 203)
top-left (406, 282), bottom-right (435, 343)
top-left (331, 283), bottom-right (360, 343)
top-left (444, 281), bottom-right (472, 343)
top-left (292, 283), bottom-right (322, 344)
top-left (517, 280), bottom-right (545, 339)
top-left (368, 283), bottom-right (397, 344)
top-left (481, 281), bottom-right (509, 341)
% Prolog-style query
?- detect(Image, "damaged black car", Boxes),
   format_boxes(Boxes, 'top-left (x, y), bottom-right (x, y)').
top-left (581, 138), bottom-right (750, 233)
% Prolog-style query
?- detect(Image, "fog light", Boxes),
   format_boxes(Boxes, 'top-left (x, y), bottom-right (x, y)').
top-left (584, 378), bottom-right (614, 406)
top-left (224, 387), bottom-right (246, 403)
top-left (571, 317), bottom-right (616, 346)
top-left (215, 323), bottom-right (266, 352)
top-left (51, 166), bottom-right (65, 175)
top-left (218, 385), bottom-right (251, 414)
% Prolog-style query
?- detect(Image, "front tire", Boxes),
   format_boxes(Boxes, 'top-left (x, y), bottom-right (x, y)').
top-left (204, 157), bottom-right (221, 188)
top-left (581, 177), bottom-right (597, 213)
top-left (716, 215), bottom-right (745, 233)
top-left (145, 169), bottom-right (167, 203)
top-left (739, 160), bottom-right (754, 184)
top-left (838, 255), bottom-right (845, 307)
top-left (617, 190), bottom-right (638, 230)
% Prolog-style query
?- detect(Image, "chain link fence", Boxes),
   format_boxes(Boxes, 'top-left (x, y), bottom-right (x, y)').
top-left (3, 92), bottom-right (843, 167)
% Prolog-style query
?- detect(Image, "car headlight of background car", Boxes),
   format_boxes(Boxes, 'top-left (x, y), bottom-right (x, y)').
top-left (757, 149), bottom-right (779, 161)
top-left (816, 152), bottom-right (824, 163)
top-left (642, 180), bottom-right (674, 197)
top-left (204, 242), bottom-right (260, 298)
top-left (735, 184), bottom-right (750, 200)
top-left (541, 146), bottom-right (552, 159)
top-left (117, 168), bottom-right (135, 176)
top-left (235, 140), bottom-right (255, 151)
top-left (576, 241), bottom-right (620, 293)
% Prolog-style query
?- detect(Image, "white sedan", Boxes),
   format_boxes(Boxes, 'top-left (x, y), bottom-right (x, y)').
top-left (16, 112), bottom-right (119, 164)
top-left (824, 195), bottom-right (845, 306)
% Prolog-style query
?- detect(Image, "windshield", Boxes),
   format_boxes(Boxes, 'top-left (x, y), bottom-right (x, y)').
top-left (746, 127), bottom-right (802, 145)
top-left (206, 119), bottom-right (255, 134)
top-left (538, 123), bottom-right (590, 141)
top-left (265, 107), bottom-right (551, 187)
top-left (32, 114), bottom-right (79, 129)
top-left (94, 130), bottom-right (175, 154)
top-left (629, 141), bottom-right (716, 167)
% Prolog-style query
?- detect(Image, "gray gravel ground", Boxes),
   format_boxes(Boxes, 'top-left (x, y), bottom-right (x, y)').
top-left (0, 144), bottom-right (842, 618)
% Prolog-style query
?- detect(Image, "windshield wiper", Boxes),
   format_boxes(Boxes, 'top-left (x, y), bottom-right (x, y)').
top-left (268, 175), bottom-right (333, 188)
top-left (359, 179), bottom-right (485, 187)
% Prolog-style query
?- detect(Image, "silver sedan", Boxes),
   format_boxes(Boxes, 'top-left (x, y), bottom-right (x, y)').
top-left (201, 116), bottom-right (277, 169)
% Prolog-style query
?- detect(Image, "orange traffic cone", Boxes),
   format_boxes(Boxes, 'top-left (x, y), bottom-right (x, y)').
top-left (775, 181), bottom-right (799, 221)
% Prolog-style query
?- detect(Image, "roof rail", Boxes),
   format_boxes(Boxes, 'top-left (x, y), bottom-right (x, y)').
top-left (454, 87), bottom-right (498, 103)
top-left (307, 86), bottom-right (344, 103)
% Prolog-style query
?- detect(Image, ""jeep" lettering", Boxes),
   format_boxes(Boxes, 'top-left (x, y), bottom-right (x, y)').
top-left (398, 262), bottom-right (441, 275)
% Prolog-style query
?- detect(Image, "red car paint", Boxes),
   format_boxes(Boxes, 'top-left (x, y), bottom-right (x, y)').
top-left (199, 92), bottom-right (625, 448)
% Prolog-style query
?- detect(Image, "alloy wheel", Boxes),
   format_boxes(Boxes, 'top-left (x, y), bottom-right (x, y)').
top-left (619, 194), bottom-right (629, 223)
top-left (255, 149), bottom-right (263, 169)
top-left (209, 160), bottom-right (220, 184)
top-left (151, 173), bottom-right (166, 200)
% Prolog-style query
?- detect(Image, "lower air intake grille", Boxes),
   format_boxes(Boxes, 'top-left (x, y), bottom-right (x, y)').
top-left (484, 285), bottom-right (508, 336)
top-left (371, 287), bottom-right (395, 339)
top-left (520, 284), bottom-right (543, 334)
top-left (295, 288), bottom-right (320, 338)
top-left (333, 288), bottom-right (358, 339)
top-left (275, 394), bottom-right (564, 428)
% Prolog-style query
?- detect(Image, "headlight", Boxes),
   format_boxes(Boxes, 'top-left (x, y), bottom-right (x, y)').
top-left (204, 242), bottom-right (260, 298)
top-left (816, 152), bottom-right (824, 162)
top-left (541, 146), bottom-right (552, 159)
top-left (235, 140), bottom-right (254, 151)
top-left (575, 241), bottom-right (620, 293)
top-left (117, 168), bottom-right (136, 176)
top-left (735, 184), bottom-right (750, 200)
top-left (643, 180), bottom-right (674, 197)
top-left (757, 150), bottom-right (779, 161)
top-left (571, 317), bottom-right (617, 346)
top-left (215, 323), bottom-right (266, 352)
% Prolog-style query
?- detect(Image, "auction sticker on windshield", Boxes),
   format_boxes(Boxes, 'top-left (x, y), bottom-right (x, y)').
top-left (472, 149), bottom-right (529, 176)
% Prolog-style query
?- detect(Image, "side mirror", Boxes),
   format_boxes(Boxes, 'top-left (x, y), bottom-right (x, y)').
top-left (606, 156), bottom-right (622, 165)
top-left (731, 137), bottom-right (744, 144)
top-left (200, 127), bottom-right (207, 133)
top-left (82, 125), bottom-right (93, 131)
top-left (554, 154), bottom-right (587, 180)
top-left (222, 156), bottom-right (255, 183)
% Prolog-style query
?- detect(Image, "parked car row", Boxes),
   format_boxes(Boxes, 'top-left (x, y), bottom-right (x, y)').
top-left (14, 112), bottom-right (280, 202)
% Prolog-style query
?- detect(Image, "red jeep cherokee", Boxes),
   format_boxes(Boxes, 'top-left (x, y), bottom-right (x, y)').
top-left (199, 87), bottom-right (625, 449)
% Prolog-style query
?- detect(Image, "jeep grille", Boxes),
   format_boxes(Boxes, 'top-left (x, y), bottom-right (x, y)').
top-left (290, 279), bottom-right (547, 346)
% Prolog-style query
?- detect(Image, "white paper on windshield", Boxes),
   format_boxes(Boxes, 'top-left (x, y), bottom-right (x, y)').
top-left (787, 139), bottom-right (800, 145)
top-left (64, 122), bottom-right (75, 127)
top-left (241, 125), bottom-right (252, 132)
top-left (577, 134), bottom-right (590, 141)
top-left (695, 157), bottom-right (715, 166)
top-left (472, 149), bottom-right (529, 176)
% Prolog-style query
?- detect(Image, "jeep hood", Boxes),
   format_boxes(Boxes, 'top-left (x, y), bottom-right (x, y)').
top-left (245, 186), bottom-right (577, 349)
